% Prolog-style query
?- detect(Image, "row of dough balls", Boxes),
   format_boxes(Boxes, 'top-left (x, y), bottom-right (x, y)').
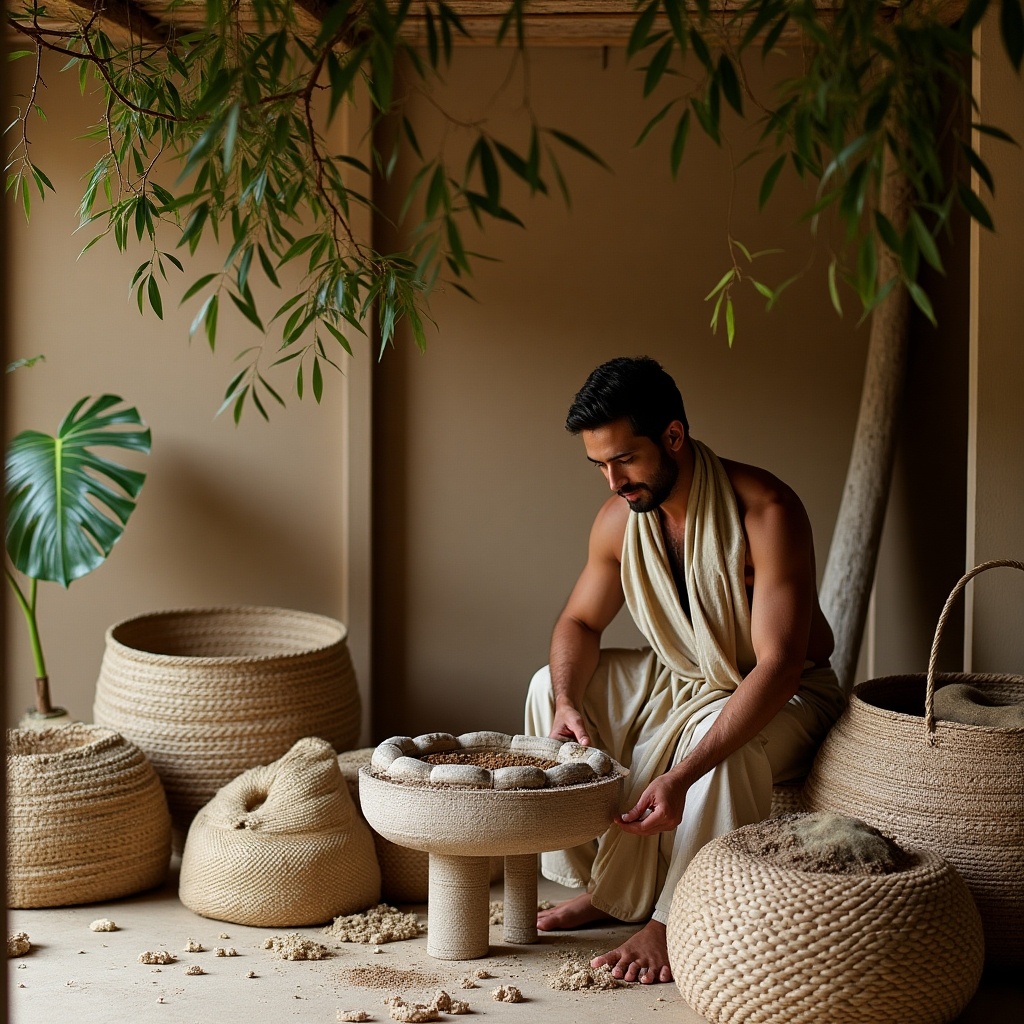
top-left (369, 731), bottom-right (616, 790)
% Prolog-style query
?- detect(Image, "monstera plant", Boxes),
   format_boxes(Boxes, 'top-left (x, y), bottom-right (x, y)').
top-left (4, 394), bottom-right (151, 721)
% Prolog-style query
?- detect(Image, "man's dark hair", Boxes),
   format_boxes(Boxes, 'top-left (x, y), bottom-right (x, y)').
top-left (565, 356), bottom-right (689, 439)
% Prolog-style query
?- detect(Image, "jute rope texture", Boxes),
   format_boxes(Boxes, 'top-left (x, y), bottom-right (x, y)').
top-left (803, 559), bottom-right (1024, 966)
top-left (93, 607), bottom-right (362, 833)
top-left (667, 830), bottom-right (984, 1024)
top-left (7, 724), bottom-right (171, 908)
top-left (179, 737), bottom-right (380, 927)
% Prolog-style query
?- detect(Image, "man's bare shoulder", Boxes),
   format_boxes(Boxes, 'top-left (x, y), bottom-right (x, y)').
top-left (719, 457), bottom-right (808, 533)
top-left (591, 495), bottom-right (630, 562)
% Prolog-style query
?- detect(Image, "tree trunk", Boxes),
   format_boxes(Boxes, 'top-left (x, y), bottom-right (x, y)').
top-left (819, 151), bottom-right (913, 694)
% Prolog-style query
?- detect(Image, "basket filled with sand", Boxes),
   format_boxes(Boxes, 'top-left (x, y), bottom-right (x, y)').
top-left (667, 812), bottom-right (984, 1024)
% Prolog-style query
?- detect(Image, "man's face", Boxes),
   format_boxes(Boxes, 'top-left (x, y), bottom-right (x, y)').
top-left (582, 419), bottom-right (680, 513)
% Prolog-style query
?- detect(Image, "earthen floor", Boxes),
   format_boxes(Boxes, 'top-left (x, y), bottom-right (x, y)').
top-left (7, 866), bottom-right (1021, 1024)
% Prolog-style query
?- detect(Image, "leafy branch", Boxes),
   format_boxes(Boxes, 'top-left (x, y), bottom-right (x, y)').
top-left (5, 0), bottom-right (1021, 418)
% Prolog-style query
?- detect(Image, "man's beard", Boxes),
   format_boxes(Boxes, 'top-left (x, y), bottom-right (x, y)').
top-left (618, 445), bottom-right (678, 513)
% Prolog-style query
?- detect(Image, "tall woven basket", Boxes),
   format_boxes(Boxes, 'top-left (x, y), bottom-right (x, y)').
top-left (7, 724), bottom-right (172, 908)
top-left (804, 560), bottom-right (1024, 967)
top-left (93, 606), bottom-right (361, 834)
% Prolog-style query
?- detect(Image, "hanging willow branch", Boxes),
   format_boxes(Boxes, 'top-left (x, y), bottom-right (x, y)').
top-left (5, 0), bottom-right (1020, 419)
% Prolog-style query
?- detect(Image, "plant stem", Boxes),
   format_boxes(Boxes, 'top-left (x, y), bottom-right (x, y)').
top-left (6, 571), bottom-right (52, 713)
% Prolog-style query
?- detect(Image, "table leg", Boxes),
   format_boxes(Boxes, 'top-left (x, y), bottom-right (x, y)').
top-left (503, 853), bottom-right (538, 944)
top-left (427, 852), bottom-right (490, 959)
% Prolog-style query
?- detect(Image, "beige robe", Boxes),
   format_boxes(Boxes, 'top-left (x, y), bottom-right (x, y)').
top-left (526, 439), bottom-right (844, 922)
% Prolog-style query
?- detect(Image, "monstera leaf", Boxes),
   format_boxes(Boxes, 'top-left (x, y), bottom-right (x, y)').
top-left (5, 395), bottom-right (151, 588)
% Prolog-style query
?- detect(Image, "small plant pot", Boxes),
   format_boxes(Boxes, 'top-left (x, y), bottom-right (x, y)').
top-left (7, 724), bottom-right (171, 908)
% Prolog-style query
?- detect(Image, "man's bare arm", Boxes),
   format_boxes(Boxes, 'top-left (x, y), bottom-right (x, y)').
top-left (547, 498), bottom-right (627, 745)
top-left (619, 474), bottom-right (817, 832)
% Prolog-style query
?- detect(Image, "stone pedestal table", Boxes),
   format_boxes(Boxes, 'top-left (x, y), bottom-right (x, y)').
top-left (358, 732), bottom-right (626, 960)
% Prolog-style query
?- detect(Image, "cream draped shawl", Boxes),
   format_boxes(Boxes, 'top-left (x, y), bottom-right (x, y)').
top-left (588, 438), bottom-right (761, 918)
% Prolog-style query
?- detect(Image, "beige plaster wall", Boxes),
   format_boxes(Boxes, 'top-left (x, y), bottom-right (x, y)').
top-left (373, 46), bottom-right (872, 738)
top-left (4, 53), bottom-right (369, 731)
top-left (967, 13), bottom-right (1024, 670)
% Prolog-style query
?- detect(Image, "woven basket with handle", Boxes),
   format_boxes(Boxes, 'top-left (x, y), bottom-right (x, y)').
top-left (803, 559), bottom-right (1024, 966)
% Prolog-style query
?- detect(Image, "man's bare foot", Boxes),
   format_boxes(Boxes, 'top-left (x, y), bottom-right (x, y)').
top-left (591, 919), bottom-right (672, 984)
top-left (536, 892), bottom-right (614, 932)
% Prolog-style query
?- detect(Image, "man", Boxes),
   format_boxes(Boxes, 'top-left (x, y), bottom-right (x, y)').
top-left (525, 356), bottom-right (844, 984)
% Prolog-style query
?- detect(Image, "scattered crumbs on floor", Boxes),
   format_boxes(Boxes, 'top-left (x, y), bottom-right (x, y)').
top-left (492, 985), bottom-right (525, 1003)
top-left (537, 900), bottom-right (555, 910)
top-left (383, 995), bottom-right (440, 1023)
top-left (7, 932), bottom-right (31, 957)
top-left (338, 1011), bottom-right (373, 1023)
top-left (489, 901), bottom-right (504, 925)
top-left (89, 919), bottom-right (118, 932)
top-left (473, 969), bottom-right (494, 979)
top-left (183, 938), bottom-right (204, 953)
top-left (262, 934), bottom-right (332, 961)
top-left (185, 964), bottom-right (205, 976)
top-left (323, 905), bottom-right (426, 945)
top-left (138, 951), bottom-right (177, 965)
top-left (458, 977), bottom-right (477, 989)
top-left (548, 955), bottom-right (624, 991)
top-left (219, 932), bottom-right (230, 939)
top-left (214, 947), bottom-right (239, 957)
top-left (246, 970), bottom-right (257, 979)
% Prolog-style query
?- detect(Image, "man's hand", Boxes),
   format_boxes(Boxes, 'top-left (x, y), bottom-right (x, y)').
top-left (549, 700), bottom-right (591, 746)
top-left (616, 772), bottom-right (688, 835)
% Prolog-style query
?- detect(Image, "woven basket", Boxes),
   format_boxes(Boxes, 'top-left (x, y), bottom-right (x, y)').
top-left (7, 724), bottom-right (171, 908)
top-left (803, 559), bottom-right (1024, 967)
top-left (94, 606), bottom-right (361, 834)
top-left (179, 737), bottom-right (380, 927)
top-left (667, 820), bottom-right (984, 1024)
top-left (336, 748), bottom-right (502, 902)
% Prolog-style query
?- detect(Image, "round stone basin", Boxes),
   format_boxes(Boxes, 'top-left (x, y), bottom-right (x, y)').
top-left (359, 731), bottom-right (626, 960)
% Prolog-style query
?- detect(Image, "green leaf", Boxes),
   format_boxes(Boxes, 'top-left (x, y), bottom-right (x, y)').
top-left (312, 357), bottom-right (324, 403)
top-left (908, 281), bottom-right (937, 326)
top-left (634, 100), bottom-right (677, 147)
top-left (147, 276), bottom-right (163, 319)
top-left (960, 140), bottom-right (995, 194)
top-left (425, 164), bottom-right (448, 218)
top-left (1000, 0), bottom-right (1023, 70)
top-left (718, 55), bottom-right (743, 115)
top-left (228, 291), bottom-right (265, 331)
top-left (478, 139), bottom-right (500, 211)
top-left (627, 1), bottom-right (660, 58)
top-left (909, 210), bottom-right (944, 274)
top-left (827, 258), bottom-right (843, 316)
top-left (725, 298), bottom-right (735, 347)
top-left (643, 39), bottom-right (674, 97)
top-left (704, 268), bottom-right (735, 302)
top-left (5, 395), bottom-right (151, 587)
top-left (222, 102), bottom-right (241, 170)
top-left (958, 183), bottom-right (994, 230)
top-left (181, 273), bottom-right (219, 304)
top-left (547, 130), bottom-right (611, 171)
top-left (670, 109), bottom-right (691, 178)
top-left (758, 154), bottom-right (786, 209)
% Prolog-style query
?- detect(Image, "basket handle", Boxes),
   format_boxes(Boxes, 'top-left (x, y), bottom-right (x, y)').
top-left (925, 558), bottom-right (1024, 742)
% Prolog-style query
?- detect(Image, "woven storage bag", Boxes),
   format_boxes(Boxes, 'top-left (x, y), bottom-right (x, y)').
top-left (803, 559), bottom-right (1024, 967)
top-left (337, 748), bottom-right (502, 902)
top-left (179, 737), bottom-right (380, 926)
top-left (7, 724), bottom-right (171, 908)
top-left (93, 606), bottom-right (361, 834)
top-left (667, 816), bottom-right (984, 1024)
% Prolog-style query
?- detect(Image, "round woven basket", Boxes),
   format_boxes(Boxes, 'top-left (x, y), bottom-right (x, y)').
top-left (336, 748), bottom-right (502, 902)
top-left (7, 724), bottom-right (172, 908)
top-left (667, 823), bottom-right (984, 1024)
top-left (803, 560), bottom-right (1024, 967)
top-left (93, 606), bottom-right (361, 834)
